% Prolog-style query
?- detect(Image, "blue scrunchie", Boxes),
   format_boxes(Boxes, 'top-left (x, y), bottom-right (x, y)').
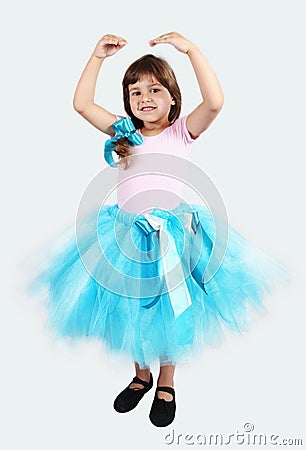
top-left (104, 117), bottom-right (143, 168)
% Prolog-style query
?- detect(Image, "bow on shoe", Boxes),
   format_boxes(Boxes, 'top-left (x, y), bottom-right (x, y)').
top-left (104, 117), bottom-right (143, 167)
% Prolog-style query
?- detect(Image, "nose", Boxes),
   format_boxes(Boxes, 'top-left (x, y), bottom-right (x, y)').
top-left (140, 92), bottom-right (152, 103)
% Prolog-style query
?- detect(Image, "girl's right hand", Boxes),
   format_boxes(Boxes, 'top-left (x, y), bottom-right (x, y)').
top-left (93, 34), bottom-right (127, 58)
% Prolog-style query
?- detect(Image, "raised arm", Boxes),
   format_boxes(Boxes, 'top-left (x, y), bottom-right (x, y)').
top-left (73, 34), bottom-right (127, 136)
top-left (149, 32), bottom-right (224, 138)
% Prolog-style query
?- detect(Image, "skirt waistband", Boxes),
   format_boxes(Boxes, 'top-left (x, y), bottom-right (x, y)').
top-left (105, 202), bottom-right (202, 231)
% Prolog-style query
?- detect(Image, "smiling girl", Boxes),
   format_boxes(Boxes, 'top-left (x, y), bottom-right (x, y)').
top-left (27, 32), bottom-right (287, 428)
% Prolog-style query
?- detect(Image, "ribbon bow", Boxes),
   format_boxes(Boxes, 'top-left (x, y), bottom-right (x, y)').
top-left (104, 117), bottom-right (143, 167)
top-left (134, 211), bottom-right (202, 319)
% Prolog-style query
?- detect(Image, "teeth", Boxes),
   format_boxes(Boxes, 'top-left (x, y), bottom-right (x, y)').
top-left (142, 107), bottom-right (155, 111)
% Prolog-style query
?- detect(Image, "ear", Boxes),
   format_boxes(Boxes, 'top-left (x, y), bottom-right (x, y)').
top-left (171, 99), bottom-right (176, 105)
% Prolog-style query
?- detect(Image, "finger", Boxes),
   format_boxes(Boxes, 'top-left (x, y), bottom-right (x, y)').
top-left (102, 38), bottom-right (119, 46)
top-left (103, 40), bottom-right (127, 49)
top-left (117, 35), bottom-right (127, 43)
top-left (149, 37), bottom-right (170, 44)
top-left (149, 35), bottom-right (174, 45)
top-left (150, 35), bottom-right (171, 42)
top-left (102, 35), bottom-right (127, 46)
top-left (113, 35), bottom-right (128, 46)
top-left (149, 38), bottom-right (172, 46)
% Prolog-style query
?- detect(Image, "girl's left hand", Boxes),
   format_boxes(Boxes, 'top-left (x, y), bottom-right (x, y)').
top-left (149, 32), bottom-right (194, 54)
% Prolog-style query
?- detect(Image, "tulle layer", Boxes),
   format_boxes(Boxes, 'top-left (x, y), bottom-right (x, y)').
top-left (26, 202), bottom-right (289, 369)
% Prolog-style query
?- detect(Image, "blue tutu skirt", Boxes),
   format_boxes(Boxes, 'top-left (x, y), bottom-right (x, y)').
top-left (25, 202), bottom-right (288, 369)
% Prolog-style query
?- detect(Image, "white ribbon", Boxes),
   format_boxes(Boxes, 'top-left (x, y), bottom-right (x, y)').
top-left (144, 213), bottom-right (192, 319)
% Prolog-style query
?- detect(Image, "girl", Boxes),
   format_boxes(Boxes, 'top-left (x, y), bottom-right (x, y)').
top-left (27, 32), bottom-right (288, 428)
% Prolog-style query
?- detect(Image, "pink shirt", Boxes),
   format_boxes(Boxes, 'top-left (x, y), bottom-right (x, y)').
top-left (116, 116), bottom-right (196, 214)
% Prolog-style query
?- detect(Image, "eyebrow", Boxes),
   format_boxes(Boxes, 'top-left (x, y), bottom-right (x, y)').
top-left (129, 82), bottom-right (162, 92)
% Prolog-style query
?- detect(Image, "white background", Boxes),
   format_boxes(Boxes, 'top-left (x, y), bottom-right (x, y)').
top-left (2, 0), bottom-right (305, 448)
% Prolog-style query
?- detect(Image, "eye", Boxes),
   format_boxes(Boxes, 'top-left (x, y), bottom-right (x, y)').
top-left (151, 88), bottom-right (160, 93)
top-left (131, 91), bottom-right (141, 96)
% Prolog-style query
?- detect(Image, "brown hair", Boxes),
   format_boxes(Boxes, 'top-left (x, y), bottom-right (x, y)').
top-left (114, 54), bottom-right (182, 170)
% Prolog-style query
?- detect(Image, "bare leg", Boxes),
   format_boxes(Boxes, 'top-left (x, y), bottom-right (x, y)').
top-left (129, 362), bottom-right (151, 390)
top-left (157, 364), bottom-right (175, 401)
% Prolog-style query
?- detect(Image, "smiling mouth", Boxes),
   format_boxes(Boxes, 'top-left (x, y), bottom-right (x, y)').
top-left (140, 106), bottom-right (156, 112)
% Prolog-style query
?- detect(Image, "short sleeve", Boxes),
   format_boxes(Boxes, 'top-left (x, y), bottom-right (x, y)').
top-left (172, 116), bottom-right (198, 145)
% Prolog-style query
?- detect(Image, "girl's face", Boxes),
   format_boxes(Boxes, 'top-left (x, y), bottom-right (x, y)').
top-left (128, 74), bottom-right (174, 126)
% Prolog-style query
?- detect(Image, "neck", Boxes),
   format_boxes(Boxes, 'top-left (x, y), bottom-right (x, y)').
top-left (141, 118), bottom-right (171, 136)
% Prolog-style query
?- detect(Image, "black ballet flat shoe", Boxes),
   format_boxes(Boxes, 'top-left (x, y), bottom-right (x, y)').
top-left (113, 372), bottom-right (153, 413)
top-left (149, 386), bottom-right (176, 427)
